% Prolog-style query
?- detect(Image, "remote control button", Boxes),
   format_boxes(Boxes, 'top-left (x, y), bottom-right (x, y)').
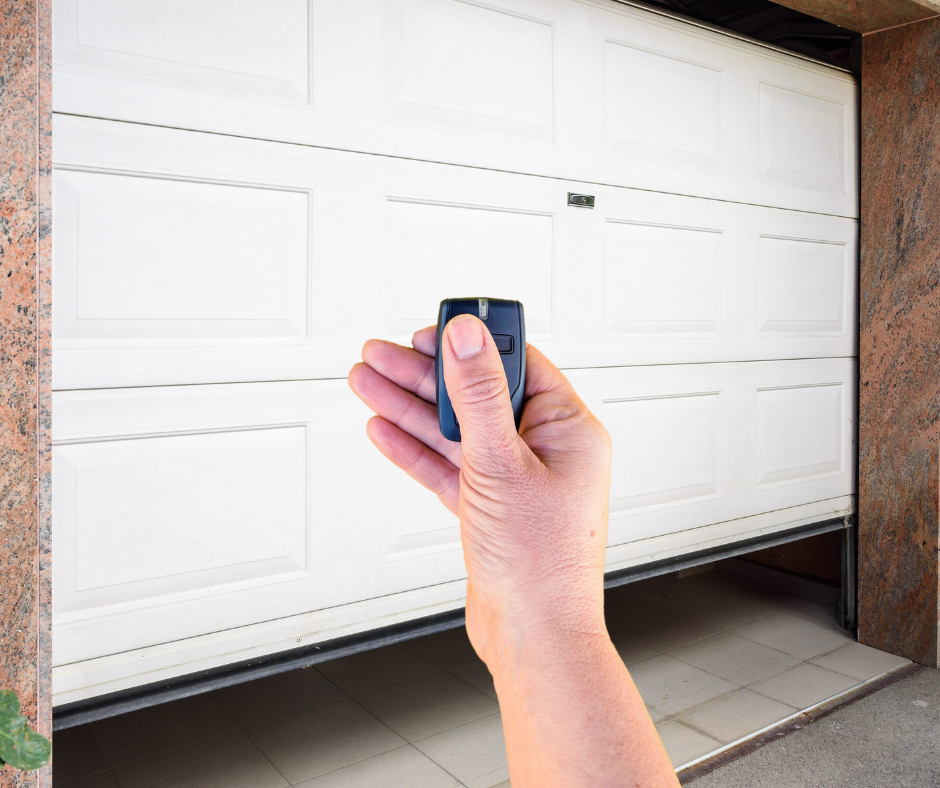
top-left (492, 334), bottom-right (514, 354)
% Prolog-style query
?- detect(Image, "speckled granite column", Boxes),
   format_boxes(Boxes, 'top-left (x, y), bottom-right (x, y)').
top-left (773, 0), bottom-right (938, 33)
top-left (0, 0), bottom-right (53, 786)
top-left (858, 18), bottom-right (940, 669)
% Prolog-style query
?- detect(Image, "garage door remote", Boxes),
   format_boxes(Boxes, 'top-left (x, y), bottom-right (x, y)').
top-left (436, 298), bottom-right (526, 442)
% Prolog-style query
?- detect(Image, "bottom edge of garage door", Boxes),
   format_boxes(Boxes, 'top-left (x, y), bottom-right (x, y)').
top-left (51, 495), bottom-right (854, 710)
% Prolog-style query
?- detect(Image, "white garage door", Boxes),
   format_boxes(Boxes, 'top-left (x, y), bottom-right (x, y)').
top-left (51, 0), bottom-right (858, 704)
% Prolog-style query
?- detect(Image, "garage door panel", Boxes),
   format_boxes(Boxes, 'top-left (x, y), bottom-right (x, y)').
top-left (53, 116), bottom-right (856, 389)
top-left (54, 426), bottom-right (308, 616)
top-left (758, 236), bottom-right (849, 336)
top-left (388, 0), bottom-right (554, 141)
top-left (759, 83), bottom-right (846, 193)
top-left (603, 221), bottom-right (723, 337)
top-left (54, 168), bottom-right (310, 342)
top-left (605, 392), bottom-right (721, 511)
top-left (53, 0), bottom-right (857, 217)
top-left (603, 39), bottom-right (723, 171)
top-left (52, 381), bottom-right (469, 665)
top-left (55, 0), bottom-right (311, 102)
top-left (568, 358), bottom-right (855, 547)
top-left (53, 361), bottom-right (853, 664)
top-left (385, 198), bottom-right (555, 338)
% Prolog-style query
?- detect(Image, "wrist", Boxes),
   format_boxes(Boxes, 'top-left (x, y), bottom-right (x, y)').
top-left (485, 605), bottom-right (612, 695)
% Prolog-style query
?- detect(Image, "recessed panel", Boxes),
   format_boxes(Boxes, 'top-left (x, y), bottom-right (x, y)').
top-left (54, 170), bottom-right (309, 341)
top-left (386, 471), bottom-right (461, 559)
top-left (389, 0), bottom-right (553, 139)
top-left (386, 199), bottom-right (553, 335)
top-left (759, 236), bottom-right (846, 334)
top-left (756, 384), bottom-right (843, 486)
top-left (604, 393), bottom-right (719, 511)
top-left (56, 0), bottom-right (309, 102)
top-left (760, 84), bottom-right (845, 192)
top-left (55, 426), bottom-right (307, 611)
top-left (604, 222), bottom-right (722, 335)
top-left (605, 41), bottom-right (722, 168)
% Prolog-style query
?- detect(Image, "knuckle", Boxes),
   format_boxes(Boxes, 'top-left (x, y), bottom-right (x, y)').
top-left (455, 373), bottom-right (507, 408)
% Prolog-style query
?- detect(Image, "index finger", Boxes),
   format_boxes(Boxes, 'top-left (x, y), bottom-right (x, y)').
top-left (412, 325), bottom-right (437, 356)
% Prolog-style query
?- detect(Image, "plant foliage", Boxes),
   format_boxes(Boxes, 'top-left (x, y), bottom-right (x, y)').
top-left (0, 691), bottom-right (51, 771)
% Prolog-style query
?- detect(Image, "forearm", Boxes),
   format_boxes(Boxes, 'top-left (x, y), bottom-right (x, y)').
top-left (491, 624), bottom-right (679, 788)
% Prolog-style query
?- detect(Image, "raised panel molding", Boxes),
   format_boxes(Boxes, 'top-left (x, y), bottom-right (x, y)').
top-left (758, 236), bottom-right (847, 335)
top-left (567, 358), bottom-right (855, 547)
top-left (54, 168), bottom-right (310, 342)
top-left (756, 383), bottom-right (844, 487)
top-left (383, 469), bottom-right (461, 559)
top-left (385, 198), bottom-right (554, 337)
top-left (605, 393), bottom-right (720, 512)
top-left (55, 426), bottom-right (308, 615)
top-left (55, 0), bottom-right (310, 102)
top-left (387, 0), bottom-right (554, 140)
top-left (604, 40), bottom-right (722, 169)
top-left (604, 221), bottom-right (722, 336)
top-left (759, 83), bottom-right (846, 192)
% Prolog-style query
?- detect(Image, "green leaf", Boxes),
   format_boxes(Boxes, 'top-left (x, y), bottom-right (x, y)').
top-left (0, 714), bottom-right (51, 771)
top-left (0, 691), bottom-right (20, 719)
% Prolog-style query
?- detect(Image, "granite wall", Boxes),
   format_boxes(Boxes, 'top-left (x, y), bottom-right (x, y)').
top-left (0, 0), bottom-right (53, 785)
top-left (773, 0), bottom-right (939, 33)
top-left (858, 17), bottom-right (940, 668)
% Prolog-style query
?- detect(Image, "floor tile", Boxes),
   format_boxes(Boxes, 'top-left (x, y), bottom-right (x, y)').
top-left (679, 689), bottom-right (796, 744)
top-left (317, 643), bottom-right (440, 696)
top-left (664, 593), bottom-right (782, 631)
top-left (732, 612), bottom-right (854, 660)
top-left (56, 773), bottom-right (119, 788)
top-left (244, 698), bottom-right (404, 784)
top-left (294, 745), bottom-right (459, 788)
top-left (656, 721), bottom-right (722, 768)
top-left (409, 627), bottom-right (479, 669)
top-left (811, 642), bottom-right (911, 681)
top-left (52, 724), bottom-right (108, 785)
top-left (112, 731), bottom-right (286, 788)
top-left (357, 670), bottom-right (499, 742)
top-left (490, 780), bottom-right (511, 788)
top-left (413, 713), bottom-right (507, 785)
top-left (465, 766), bottom-right (511, 788)
top-left (787, 599), bottom-right (843, 630)
top-left (610, 633), bottom-right (660, 666)
top-left (648, 707), bottom-right (668, 724)
top-left (88, 694), bottom-right (237, 768)
top-left (210, 666), bottom-right (346, 728)
top-left (612, 609), bottom-right (723, 652)
top-left (449, 659), bottom-right (498, 701)
top-left (750, 663), bottom-right (859, 709)
top-left (669, 632), bottom-right (801, 686)
top-left (627, 655), bottom-right (736, 717)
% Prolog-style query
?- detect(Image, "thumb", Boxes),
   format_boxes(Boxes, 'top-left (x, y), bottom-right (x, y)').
top-left (442, 314), bottom-right (522, 466)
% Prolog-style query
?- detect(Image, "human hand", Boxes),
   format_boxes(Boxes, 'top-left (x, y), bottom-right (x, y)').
top-left (350, 317), bottom-right (678, 788)
top-left (348, 315), bottom-right (612, 670)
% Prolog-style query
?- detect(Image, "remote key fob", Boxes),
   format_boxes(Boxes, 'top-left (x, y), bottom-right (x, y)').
top-left (436, 298), bottom-right (526, 442)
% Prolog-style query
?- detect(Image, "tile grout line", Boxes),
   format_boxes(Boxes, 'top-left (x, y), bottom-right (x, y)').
top-left (671, 662), bottom-right (917, 774)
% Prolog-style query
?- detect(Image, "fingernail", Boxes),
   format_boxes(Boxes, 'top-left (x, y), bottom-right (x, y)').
top-left (447, 315), bottom-right (485, 359)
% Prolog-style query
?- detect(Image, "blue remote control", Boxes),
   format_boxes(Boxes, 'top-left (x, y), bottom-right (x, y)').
top-left (435, 298), bottom-right (526, 442)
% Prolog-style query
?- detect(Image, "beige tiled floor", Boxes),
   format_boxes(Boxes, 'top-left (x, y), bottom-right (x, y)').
top-left (54, 570), bottom-right (911, 787)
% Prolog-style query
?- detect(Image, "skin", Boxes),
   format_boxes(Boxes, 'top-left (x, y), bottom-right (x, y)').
top-left (349, 315), bottom-right (679, 788)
